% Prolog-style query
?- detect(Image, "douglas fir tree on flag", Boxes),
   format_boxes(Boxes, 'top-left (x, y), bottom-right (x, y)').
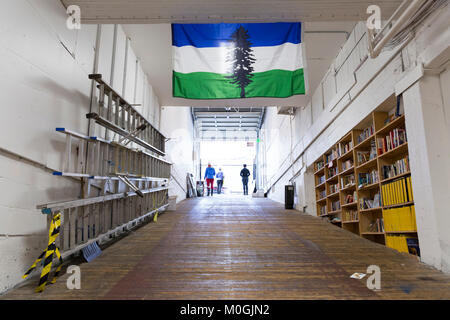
top-left (172, 22), bottom-right (305, 99)
top-left (226, 26), bottom-right (256, 98)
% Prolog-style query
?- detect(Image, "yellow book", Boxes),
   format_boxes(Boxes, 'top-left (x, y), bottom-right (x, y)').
top-left (400, 235), bottom-right (409, 253)
top-left (402, 178), bottom-right (408, 203)
top-left (384, 209), bottom-right (391, 232)
top-left (394, 235), bottom-right (400, 252)
top-left (400, 179), bottom-right (405, 203)
top-left (389, 209), bottom-right (395, 232)
top-left (394, 235), bottom-right (400, 251)
top-left (386, 235), bottom-right (392, 249)
top-left (397, 236), bottom-right (403, 252)
top-left (407, 206), bottom-right (413, 231)
top-left (397, 207), bottom-right (404, 230)
top-left (410, 177), bottom-right (414, 201)
top-left (397, 180), bottom-right (403, 203)
top-left (383, 184), bottom-right (387, 206)
top-left (393, 181), bottom-right (399, 205)
top-left (407, 207), bottom-right (413, 230)
top-left (411, 205), bottom-right (417, 231)
top-left (386, 183), bottom-right (392, 206)
top-left (402, 207), bottom-right (411, 231)
top-left (386, 235), bottom-right (391, 248)
top-left (391, 181), bottom-right (396, 205)
top-left (386, 235), bottom-right (394, 249)
top-left (407, 176), bottom-right (414, 201)
top-left (395, 207), bottom-right (401, 230)
top-left (405, 177), bottom-right (410, 201)
top-left (393, 209), bottom-right (398, 231)
top-left (388, 208), bottom-right (394, 231)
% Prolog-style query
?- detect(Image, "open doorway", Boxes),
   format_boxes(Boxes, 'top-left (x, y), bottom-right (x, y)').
top-left (200, 140), bottom-right (256, 194)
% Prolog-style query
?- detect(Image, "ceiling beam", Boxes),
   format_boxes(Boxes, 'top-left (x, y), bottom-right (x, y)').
top-left (62, 0), bottom-right (403, 24)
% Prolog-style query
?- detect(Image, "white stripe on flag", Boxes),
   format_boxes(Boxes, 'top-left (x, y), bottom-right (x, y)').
top-left (173, 42), bottom-right (303, 74)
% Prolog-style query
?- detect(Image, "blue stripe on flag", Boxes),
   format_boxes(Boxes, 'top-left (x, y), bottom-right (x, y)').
top-left (172, 22), bottom-right (301, 48)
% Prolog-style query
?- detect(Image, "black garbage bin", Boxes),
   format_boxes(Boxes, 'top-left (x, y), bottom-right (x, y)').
top-left (285, 185), bottom-right (294, 209)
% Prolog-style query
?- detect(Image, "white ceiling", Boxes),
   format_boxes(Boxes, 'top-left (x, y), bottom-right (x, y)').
top-left (122, 21), bottom-right (356, 107)
top-left (62, 0), bottom-right (402, 23)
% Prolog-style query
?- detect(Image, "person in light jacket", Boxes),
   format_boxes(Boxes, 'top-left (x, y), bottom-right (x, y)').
top-left (204, 163), bottom-right (216, 196)
top-left (216, 168), bottom-right (224, 194)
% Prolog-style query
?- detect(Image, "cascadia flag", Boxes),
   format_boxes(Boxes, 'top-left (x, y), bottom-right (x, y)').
top-left (172, 22), bottom-right (305, 99)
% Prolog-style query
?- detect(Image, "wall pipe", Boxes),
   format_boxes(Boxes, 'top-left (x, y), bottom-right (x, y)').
top-left (369, 0), bottom-right (426, 58)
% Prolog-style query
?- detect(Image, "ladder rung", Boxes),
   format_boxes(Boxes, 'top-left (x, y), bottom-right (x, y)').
top-left (53, 171), bottom-right (90, 178)
top-left (86, 112), bottom-right (165, 156)
top-left (37, 186), bottom-right (169, 212)
top-left (89, 175), bottom-right (167, 182)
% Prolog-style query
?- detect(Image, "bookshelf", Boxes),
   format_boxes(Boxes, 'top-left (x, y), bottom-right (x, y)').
top-left (313, 96), bottom-right (419, 256)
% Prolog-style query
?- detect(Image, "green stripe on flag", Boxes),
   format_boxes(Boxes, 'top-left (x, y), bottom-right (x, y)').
top-left (173, 69), bottom-right (305, 99)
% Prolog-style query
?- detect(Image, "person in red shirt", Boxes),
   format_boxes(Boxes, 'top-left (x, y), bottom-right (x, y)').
top-left (204, 163), bottom-right (216, 196)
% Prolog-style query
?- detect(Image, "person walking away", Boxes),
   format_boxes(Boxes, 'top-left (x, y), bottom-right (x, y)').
top-left (216, 168), bottom-right (224, 194)
top-left (240, 164), bottom-right (251, 195)
top-left (204, 163), bottom-right (216, 196)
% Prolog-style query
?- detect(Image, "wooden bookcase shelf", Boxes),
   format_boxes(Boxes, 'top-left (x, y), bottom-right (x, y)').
top-left (312, 97), bottom-right (419, 256)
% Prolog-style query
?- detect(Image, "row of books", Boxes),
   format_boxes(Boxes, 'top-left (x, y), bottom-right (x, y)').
top-left (383, 113), bottom-right (402, 126)
top-left (369, 140), bottom-right (377, 159)
top-left (359, 193), bottom-right (381, 210)
top-left (382, 176), bottom-right (413, 206)
top-left (318, 190), bottom-right (326, 199)
top-left (327, 166), bottom-right (338, 178)
top-left (316, 160), bottom-right (324, 171)
top-left (358, 170), bottom-right (379, 187)
top-left (343, 191), bottom-right (357, 204)
top-left (341, 159), bottom-right (353, 171)
top-left (383, 205), bottom-right (417, 232)
top-left (381, 156), bottom-right (410, 180)
top-left (377, 128), bottom-right (407, 155)
top-left (330, 200), bottom-right (341, 212)
top-left (338, 140), bottom-right (353, 156)
top-left (386, 235), bottom-right (420, 256)
top-left (342, 210), bottom-right (358, 222)
top-left (329, 183), bottom-right (339, 194)
top-left (325, 149), bottom-right (339, 163)
top-left (367, 218), bottom-right (384, 233)
top-left (319, 205), bottom-right (326, 216)
top-left (317, 175), bottom-right (325, 185)
top-left (341, 174), bottom-right (355, 188)
top-left (356, 150), bottom-right (369, 165)
top-left (357, 124), bottom-right (375, 144)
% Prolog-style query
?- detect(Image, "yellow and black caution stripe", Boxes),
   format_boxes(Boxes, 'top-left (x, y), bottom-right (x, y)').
top-left (22, 212), bottom-right (63, 293)
top-left (152, 193), bottom-right (159, 222)
top-left (152, 189), bottom-right (168, 223)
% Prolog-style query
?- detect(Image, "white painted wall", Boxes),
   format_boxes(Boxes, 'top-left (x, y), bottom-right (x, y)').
top-left (0, 0), bottom-right (163, 293)
top-left (261, 5), bottom-right (450, 271)
top-left (160, 107), bottom-right (197, 203)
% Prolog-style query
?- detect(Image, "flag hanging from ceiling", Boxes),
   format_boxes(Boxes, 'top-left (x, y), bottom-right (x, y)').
top-left (172, 22), bottom-right (305, 99)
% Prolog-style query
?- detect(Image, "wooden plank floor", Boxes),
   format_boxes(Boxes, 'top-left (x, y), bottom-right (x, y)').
top-left (3, 195), bottom-right (450, 300)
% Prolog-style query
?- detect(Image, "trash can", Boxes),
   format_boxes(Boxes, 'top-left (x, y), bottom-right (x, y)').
top-left (168, 196), bottom-right (178, 211)
top-left (285, 185), bottom-right (294, 209)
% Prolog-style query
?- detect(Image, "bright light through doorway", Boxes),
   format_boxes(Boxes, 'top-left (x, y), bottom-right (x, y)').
top-left (200, 140), bottom-right (256, 194)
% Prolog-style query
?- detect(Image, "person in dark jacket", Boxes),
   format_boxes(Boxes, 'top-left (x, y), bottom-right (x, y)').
top-left (240, 164), bottom-right (251, 195)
